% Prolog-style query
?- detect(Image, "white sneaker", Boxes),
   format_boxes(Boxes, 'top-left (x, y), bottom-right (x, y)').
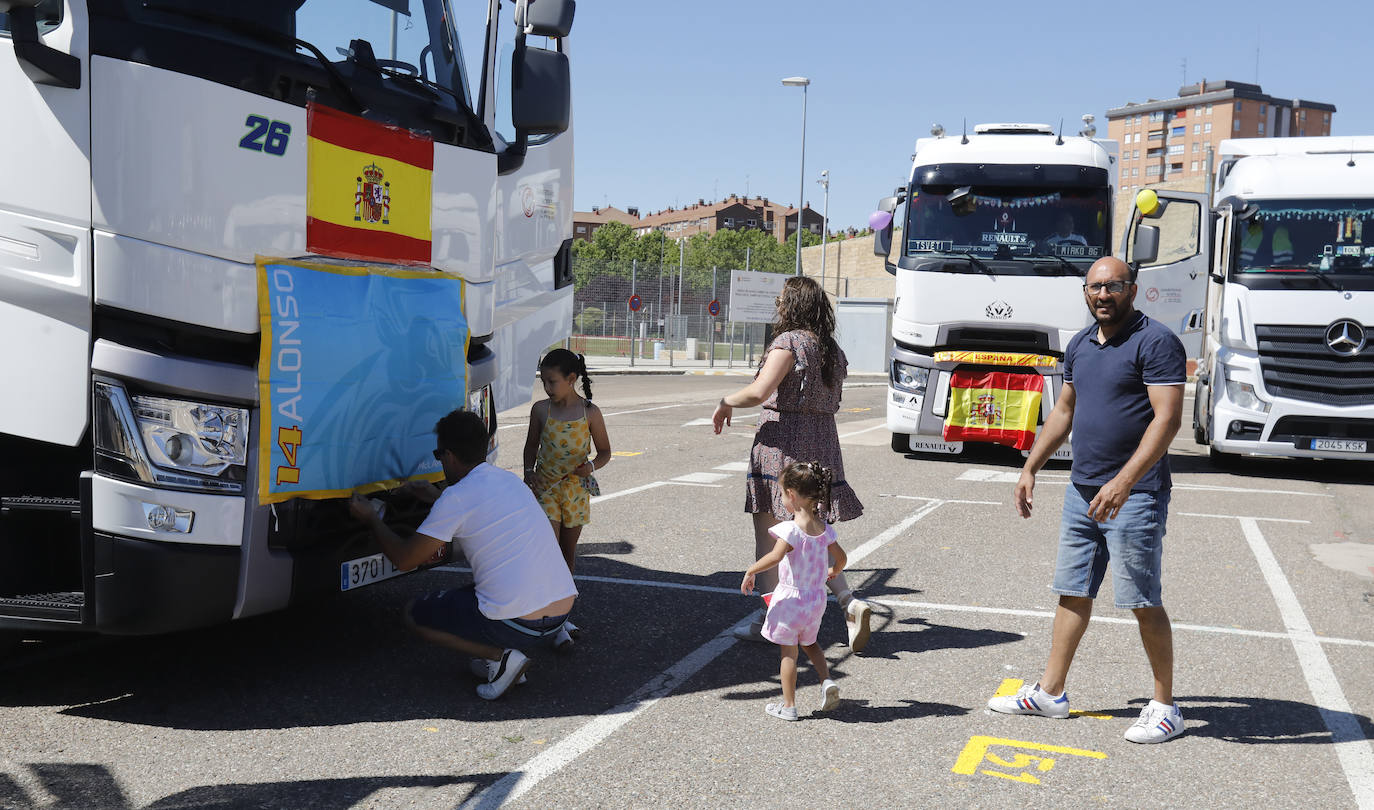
top-left (563, 619), bottom-right (581, 639)
top-left (818, 679), bottom-right (840, 712)
top-left (468, 657), bottom-right (526, 685)
top-left (845, 598), bottom-right (872, 653)
top-left (765, 702), bottom-right (798, 721)
top-left (1124, 700), bottom-right (1185, 743)
top-left (476, 649), bottom-right (530, 700)
top-left (553, 627), bottom-right (574, 652)
top-left (986, 682), bottom-right (1070, 719)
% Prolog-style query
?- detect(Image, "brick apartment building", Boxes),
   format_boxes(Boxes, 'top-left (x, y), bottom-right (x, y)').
top-left (572, 205), bottom-right (641, 242)
top-left (619, 194), bottom-right (824, 244)
top-left (1107, 80), bottom-right (1335, 196)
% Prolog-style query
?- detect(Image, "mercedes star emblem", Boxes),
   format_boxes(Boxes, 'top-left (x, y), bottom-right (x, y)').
top-left (1325, 319), bottom-right (1367, 356)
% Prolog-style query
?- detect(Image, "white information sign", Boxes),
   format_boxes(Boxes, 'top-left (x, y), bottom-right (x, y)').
top-left (727, 270), bottom-right (788, 324)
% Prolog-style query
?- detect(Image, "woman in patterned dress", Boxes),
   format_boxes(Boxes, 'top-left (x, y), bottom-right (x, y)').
top-left (711, 276), bottom-right (873, 651)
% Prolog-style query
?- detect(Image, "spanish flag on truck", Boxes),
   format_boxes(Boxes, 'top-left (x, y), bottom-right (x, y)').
top-left (306, 103), bottom-right (434, 266)
top-left (942, 371), bottom-right (1044, 451)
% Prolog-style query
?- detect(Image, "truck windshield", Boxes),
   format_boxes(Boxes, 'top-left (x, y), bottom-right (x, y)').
top-left (1234, 199), bottom-right (1374, 275)
top-left (905, 185), bottom-right (1109, 273)
top-left (90, 0), bottom-right (482, 146)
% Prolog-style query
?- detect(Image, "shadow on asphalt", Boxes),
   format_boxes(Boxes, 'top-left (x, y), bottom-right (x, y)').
top-left (4, 554), bottom-right (943, 732)
top-left (0, 762), bottom-right (498, 809)
top-left (1116, 695), bottom-right (1374, 745)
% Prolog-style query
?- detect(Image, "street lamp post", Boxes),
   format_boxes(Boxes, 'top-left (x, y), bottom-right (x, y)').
top-left (782, 76), bottom-right (809, 276)
top-left (818, 169), bottom-right (829, 293)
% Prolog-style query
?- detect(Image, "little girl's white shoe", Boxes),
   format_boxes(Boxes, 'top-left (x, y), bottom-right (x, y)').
top-left (818, 679), bottom-right (840, 712)
top-left (765, 702), bottom-right (799, 722)
top-left (845, 598), bottom-right (873, 653)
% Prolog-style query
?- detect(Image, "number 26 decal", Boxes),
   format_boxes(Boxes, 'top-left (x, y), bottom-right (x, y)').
top-left (239, 114), bottom-right (291, 156)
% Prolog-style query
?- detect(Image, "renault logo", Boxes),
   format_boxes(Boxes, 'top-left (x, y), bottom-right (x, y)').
top-left (1325, 319), bottom-right (1366, 356)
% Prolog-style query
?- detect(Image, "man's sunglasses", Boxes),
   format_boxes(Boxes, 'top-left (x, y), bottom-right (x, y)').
top-left (1083, 281), bottom-right (1131, 294)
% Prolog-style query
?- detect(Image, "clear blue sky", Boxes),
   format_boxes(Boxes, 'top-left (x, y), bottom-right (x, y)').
top-left (570, 0), bottom-right (1371, 232)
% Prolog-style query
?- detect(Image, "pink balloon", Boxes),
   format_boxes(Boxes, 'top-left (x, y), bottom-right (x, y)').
top-left (869, 210), bottom-right (893, 231)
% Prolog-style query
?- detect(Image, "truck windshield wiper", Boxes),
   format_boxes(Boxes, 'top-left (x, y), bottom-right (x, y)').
top-left (950, 252), bottom-right (994, 275)
top-left (1275, 268), bottom-right (1346, 293)
top-left (1028, 252), bottom-right (1085, 276)
top-left (143, 3), bottom-right (365, 114)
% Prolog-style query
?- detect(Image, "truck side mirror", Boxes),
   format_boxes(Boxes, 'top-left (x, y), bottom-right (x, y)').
top-left (511, 46), bottom-right (570, 135)
top-left (522, 0), bottom-right (576, 37)
top-left (1134, 224), bottom-right (1160, 266)
top-left (498, 0), bottom-right (576, 175)
top-left (870, 205), bottom-right (896, 274)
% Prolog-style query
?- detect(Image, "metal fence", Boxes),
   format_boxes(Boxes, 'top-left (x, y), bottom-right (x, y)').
top-left (569, 257), bottom-right (783, 367)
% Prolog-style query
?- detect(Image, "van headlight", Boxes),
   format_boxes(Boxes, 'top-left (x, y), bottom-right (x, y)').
top-left (94, 382), bottom-right (248, 493)
top-left (892, 361), bottom-right (930, 395)
top-left (1223, 369), bottom-right (1269, 413)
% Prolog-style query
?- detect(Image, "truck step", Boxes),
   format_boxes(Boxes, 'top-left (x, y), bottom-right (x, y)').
top-left (0, 592), bottom-right (84, 622)
top-left (1, 496), bottom-right (81, 516)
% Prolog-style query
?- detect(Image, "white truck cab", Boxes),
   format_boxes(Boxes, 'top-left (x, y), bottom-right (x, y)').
top-left (1170, 137), bottom-right (1374, 460)
top-left (0, 0), bottom-right (578, 635)
top-left (873, 122), bottom-right (1205, 458)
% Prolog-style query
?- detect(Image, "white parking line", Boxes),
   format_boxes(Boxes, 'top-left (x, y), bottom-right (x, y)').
top-left (498, 402), bottom-right (700, 430)
top-left (671, 472), bottom-right (731, 484)
top-left (838, 423), bottom-right (888, 440)
top-left (427, 567), bottom-right (1374, 651)
top-left (956, 469), bottom-right (1333, 497)
top-left (1237, 517), bottom-right (1374, 807)
top-left (713, 461), bottom-right (749, 472)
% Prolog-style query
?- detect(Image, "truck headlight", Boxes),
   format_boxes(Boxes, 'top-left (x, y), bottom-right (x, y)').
top-left (131, 395), bottom-right (249, 476)
top-left (93, 381), bottom-right (248, 493)
top-left (1223, 370), bottom-right (1269, 414)
top-left (893, 361), bottom-right (930, 395)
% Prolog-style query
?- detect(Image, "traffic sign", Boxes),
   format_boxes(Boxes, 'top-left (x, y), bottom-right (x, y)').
top-left (628, 294), bottom-right (642, 312)
top-left (708, 299), bottom-right (721, 317)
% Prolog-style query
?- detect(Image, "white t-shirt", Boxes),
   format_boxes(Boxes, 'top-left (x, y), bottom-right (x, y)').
top-left (416, 463), bottom-right (577, 619)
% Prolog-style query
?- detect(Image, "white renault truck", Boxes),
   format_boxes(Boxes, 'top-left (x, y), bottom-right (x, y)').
top-left (0, 0), bottom-right (577, 636)
top-left (873, 122), bottom-right (1205, 457)
top-left (1177, 137), bottom-right (1374, 461)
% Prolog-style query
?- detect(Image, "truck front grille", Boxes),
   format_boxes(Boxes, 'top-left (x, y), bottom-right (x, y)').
top-left (1255, 324), bottom-right (1374, 406)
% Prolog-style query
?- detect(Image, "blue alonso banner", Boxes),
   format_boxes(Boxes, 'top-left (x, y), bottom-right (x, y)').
top-left (256, 257), bottom-right (467, 504)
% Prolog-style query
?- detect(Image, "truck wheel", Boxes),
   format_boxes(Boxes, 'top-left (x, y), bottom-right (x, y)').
top-left (1194, 425), bottom-right (1208, 445)
top-left (890, 433), bottom-right (910, 453)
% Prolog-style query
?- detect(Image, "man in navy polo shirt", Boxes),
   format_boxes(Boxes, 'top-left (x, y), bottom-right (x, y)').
top-left (987, 256), bottom-right (1187, 744)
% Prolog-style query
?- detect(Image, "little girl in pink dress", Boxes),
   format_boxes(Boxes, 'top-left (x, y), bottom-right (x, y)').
top-left (741, 461), bottom-right (849, 721)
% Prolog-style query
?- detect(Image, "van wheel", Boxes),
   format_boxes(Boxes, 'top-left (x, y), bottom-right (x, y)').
top-left (890, 433), bottom-right (910, 453)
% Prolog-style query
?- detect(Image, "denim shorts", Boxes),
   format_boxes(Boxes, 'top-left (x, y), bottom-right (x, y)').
top-left (408, 585), bottom-right (569, 652)
top-left (1051, 484), bottom-right (1171, 609)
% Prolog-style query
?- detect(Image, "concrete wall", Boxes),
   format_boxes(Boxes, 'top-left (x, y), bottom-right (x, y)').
top-left (797, 229), bottom-right (898, 300)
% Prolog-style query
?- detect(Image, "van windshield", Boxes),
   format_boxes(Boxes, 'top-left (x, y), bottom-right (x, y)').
top-left (1235, 199), bottom-right (1374, 275)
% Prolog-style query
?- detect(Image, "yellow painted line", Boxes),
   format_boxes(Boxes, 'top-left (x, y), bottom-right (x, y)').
top-left (995, 679), bottom-right (1113, 719)
top-left (611, 451), bottom-right (643, 457)
top-left (840, 407), bottom-right (872, 413)
top-left (953, 736), bottom-right (1106, 785)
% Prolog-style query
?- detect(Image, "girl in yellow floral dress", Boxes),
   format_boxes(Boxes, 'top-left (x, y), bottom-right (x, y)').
top-left (523, 349), bottom-right (611, 649)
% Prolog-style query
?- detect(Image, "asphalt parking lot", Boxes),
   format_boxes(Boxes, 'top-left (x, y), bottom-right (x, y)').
top-left (3, 372), bottom-right (1373, 809)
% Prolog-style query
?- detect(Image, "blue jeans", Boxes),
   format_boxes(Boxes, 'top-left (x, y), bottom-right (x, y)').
top-left (408, 586), bottom-right (569, 652)
top-left (1051, 484), bottom-right (1171, 609)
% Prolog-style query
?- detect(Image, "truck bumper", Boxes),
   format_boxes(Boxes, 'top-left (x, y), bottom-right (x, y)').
top-left (1211, 398), bottom-right (1374, 461)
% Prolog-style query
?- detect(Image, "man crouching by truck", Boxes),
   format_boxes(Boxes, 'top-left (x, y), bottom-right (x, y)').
top-left (349, 409), bottom-right (577, 700)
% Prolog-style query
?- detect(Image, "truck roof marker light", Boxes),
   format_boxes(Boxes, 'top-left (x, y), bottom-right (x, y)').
top-left (1080, 114), bottom-right (1096, 138)
top-left (931, 123), bottom-right (945, 138)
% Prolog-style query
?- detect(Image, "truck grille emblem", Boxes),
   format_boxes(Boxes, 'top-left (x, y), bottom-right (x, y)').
top-left (985, 300), bottom-right (1014, 320)
top-left (1325, 319), bottom-right (1366, 356)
